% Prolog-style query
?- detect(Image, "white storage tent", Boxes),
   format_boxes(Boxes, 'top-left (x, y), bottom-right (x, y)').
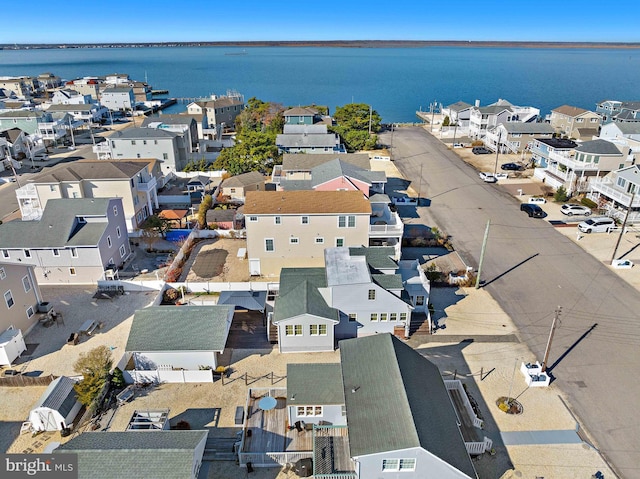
top-left (29, 376), bottom-right (82, 432)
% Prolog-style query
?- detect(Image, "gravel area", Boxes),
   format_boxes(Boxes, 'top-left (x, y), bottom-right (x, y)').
top-left (183, 238), bottom-right (255, 282)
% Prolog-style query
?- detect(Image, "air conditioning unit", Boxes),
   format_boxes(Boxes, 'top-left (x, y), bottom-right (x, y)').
top-left (37, 302), bottom-right (53, 313)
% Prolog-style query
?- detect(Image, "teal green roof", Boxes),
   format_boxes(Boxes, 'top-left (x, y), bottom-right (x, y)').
top-left (348, 246), bottom-right (397, 271)
top-left (371, 274), bottom-right (403, 290)
top-left (278, 267), bottom-right (327, 296)
top-left (273, 280), bottom-right (339, 323)
top-left (340, 334), bottom-right (477, 477)
top-left (126, 306), bottom-right (233, 352)
top-left (56, 430), bottom-right (207, 479)
top-left (287, 363), bottom-right (344, 405)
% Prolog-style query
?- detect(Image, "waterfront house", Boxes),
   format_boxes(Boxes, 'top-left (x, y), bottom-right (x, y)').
top-left (97, 127), bottom-right (190, 172)
top-left (219, 171), bottom-right (265, 202)
top-left (55, 430), bottom-right (208, 479)
top-left (239, 334), bottom-right (484, 477)
top-left (50, 89), bottom-right (92, 105)
top-left (0, 198), bottom-right (130, 285)
top-left (125, 305), bottom-right (234, 383)
top-left (270, 246), bottom-right (425, 351)
top-left (243, 190), bottom-right (371, 277)
top-left (277, 158), bottom-right (386, 197)
top-left (549, 105), bottom-right (601, 140)
top-left (15, 159), bottom-right (161, 230)
top-left (100, 86), bottom-right (135, 112)
top-left (468, 99), bottom-right (539, 140)
top-left (588, 164), bottom-right (640, 222)
top-left (141, 114), bottom-right (199, 150)
top-left (596, 100), bottom-right (640, 125)
top-left (283, 107), bottom-right (323, 125)
top-left (442, 101), bottom-right (474, 128)
top-left (276, 124), bottom-right (343, 154)
top-left (46, 103), bottom-right (108, 124)
top-left (64, 77), bottom-right (102, 101)
top-left (186, 93), bottom-right (245, 130)
top-left (0, 262), bottom-right (44, 335)
top-left (534, 139), bottom-right (626, 194)
top-left (271, 153), bottom-right (371, 186)
top-left (484, 122), bottom-right (554, 154)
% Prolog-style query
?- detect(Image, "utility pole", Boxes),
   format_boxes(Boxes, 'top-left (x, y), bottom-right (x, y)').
top-left (475, 219), bottom-right (491, 289)
top-left (493, 130), bottom-right (502, 175)
top-left (430, 100), bottom-right (437, 132)
top-left (610, 189), bottom-right (636, 264)
top-left (67, 116), bottom-right (76, 148)
top-left (541, 306), bottom-right (562, 372)
top-left (368, 105), bottom-right (372, 135)
top-left (417, 163), bottom-right (424, 200)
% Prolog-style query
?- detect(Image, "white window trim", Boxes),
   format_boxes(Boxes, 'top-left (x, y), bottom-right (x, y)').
top-left (301, 216), bottom-right (309, 225)
top-left (289, 237), bottom-right (299, 245)
top-left (26, 306), bottom-right (35, 318)
top-left (265, 238), bottom-right (275, 252)
top-left (296, 405), bottom-right (323, 417)
top-left (274, 216), bottom-right (281, 225)
top-left (4, 290), bottom-right (14, 309)
top-left (52, 249), bottom-right (60, 257)
top-left (0, 267), bottom-right (5, 280)
top-left (22, 275), bottom-right (31, 293)
top-left (116, 226), bottom-right (121, 238)
top-left (24, 249), bottom-right (31, 258)
top-left (314, 237), bottom-right (324, 244)
top-left (107, 235), bottom-right (112, 248)
top-left (69, 267), bottom-right (77, 276)
top-left (119, 244), bottom-right (126, 258)
top-left (248, 216), bottom-right (258, 222)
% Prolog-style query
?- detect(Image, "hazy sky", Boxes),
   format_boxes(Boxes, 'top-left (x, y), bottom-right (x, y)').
top-left (2, 0), bottom-right (639, 44)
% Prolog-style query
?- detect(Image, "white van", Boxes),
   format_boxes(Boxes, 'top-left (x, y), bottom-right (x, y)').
top-left (578, 217), bottom-right (615, 233)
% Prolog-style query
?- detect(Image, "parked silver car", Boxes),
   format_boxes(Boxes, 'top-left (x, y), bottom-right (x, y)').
top-left (578, 217), bottom-right (615, 233)
top-left (561, 203), bottom-right (591, 216)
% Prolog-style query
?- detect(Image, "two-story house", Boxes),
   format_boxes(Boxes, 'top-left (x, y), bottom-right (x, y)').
top-left (442, 101), bottom-right (474, 129)
top-left (271, 246), bottom-right (428, 352)
top-left (244, 190), bottom-right (371, 277)
top-left (97, 127), bottom-right (190, 172)
top-left (271, 153), bottom-right (371, 186)
top-left (0, 262), bottom-right (44, 335)
top-left (282, 334), bottom-right (479, 478)
top-left (64, 77), bottom-right (102, 101)
top-left (484, 122), bottom-right (554, 154)
top-left (549, 105), bottom-right (601, 140)
top-left (468, 99), bottom-right (539, 139)
top-left (283, 107), bottom-right (325, 125)
top-left (141, 114), bottom-right (199, 150)
top-left (276, 124), bottom-right (343, 154)
top-left (596, 100), bottom-right (640, 125)
top-left (46, 103), bottom-right (108, 124)
top-left (277, 158), bottom-right (386, 197)
top-left (0, 198), bottom-right (130, 284)
top-left (0, 110), bottom-right (68, 146)
top-left (599, 122), bottom-right (640, 166)
top-left (186, 93), bottom-right (244, 130)
top-left (0, 76), bottom-right (34, 99)
top-left (50, 89), bottom-right (91, 105)
top-left (534, 139), bottom-right (626, 194)
top-left (15, 159), bottom-right (161, 230)
top-left (219, 171), bottom-right (265, 202)
top-left (588, 164), bottom-right (640, 222)
top-left (100, 87), bottom-right (135, 112)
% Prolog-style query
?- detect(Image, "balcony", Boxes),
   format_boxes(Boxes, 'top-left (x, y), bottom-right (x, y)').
top-left (590, 179), bottom-right (640, 208)
top-left (15, 184), bottom-right (37, 199)
top-left (369, 211), bottom-right (404, 238)
top-left (548, 150), bottom-right (599, 171)
top-left (135, 176), bottom-right (157, 193)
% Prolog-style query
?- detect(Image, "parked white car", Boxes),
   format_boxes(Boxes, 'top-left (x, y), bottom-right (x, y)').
top-left (528, 197), bottom-right (546, 204)
top-left (479, 172), bottom-right (497, 183)
top-left (612, 259), bottom-right (633, 269)
top-left (561, 203), bottom-right (592, 216)
top-left (578, 217), bottom-right (615, 233)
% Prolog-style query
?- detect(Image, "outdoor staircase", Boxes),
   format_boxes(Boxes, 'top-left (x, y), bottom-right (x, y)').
top-left (268, 322), bottom-right (278, 344)
top-left (409, 312), bottom-right (431, 336)
top-left (203, 436), bottom-right (238, 461)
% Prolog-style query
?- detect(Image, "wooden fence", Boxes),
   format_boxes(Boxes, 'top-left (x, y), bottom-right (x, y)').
top-left (0, 374), bottom-right (57, 387)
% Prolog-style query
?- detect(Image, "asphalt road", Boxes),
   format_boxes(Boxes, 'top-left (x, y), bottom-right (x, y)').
top-left (387, 126), bottom-right (640, 478)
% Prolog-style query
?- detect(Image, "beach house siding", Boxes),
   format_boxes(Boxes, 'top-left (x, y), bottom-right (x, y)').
top-left (276, 314), bottom-right (336, 353)
top-left (331, 283), bottom-right (411, 338)
top-left (357, 447), bottom-right (474, 479)
top-left (132, 351), bottom-right (219, 371)
top-left (100, 87), bottom-right (135, 111)
top-left (287, 404), bottom-right (345, 427)
top-left (0, 263), bottom-right (42, 334)
top-left (110, 134), bottom-right (184, 172)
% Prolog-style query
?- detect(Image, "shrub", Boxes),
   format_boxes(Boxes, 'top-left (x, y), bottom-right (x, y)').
top-left (111, 367), bottom-right (126, 389)
top-left (163, 288), bottom-right (180, 302)
top-left (581, 197), bottom-right (598, 209)
top-left (554, 186), bottom-right (569, 202)
top-left (208, 222), bottom-right (219, 230)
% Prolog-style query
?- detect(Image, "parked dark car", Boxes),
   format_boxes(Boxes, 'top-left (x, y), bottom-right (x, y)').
top-left (520, 203), bottom-right (544, 218)
top-left (501, 162), bottom-right (524, 171)
top-left (472, 147), bottom-right (491, 155)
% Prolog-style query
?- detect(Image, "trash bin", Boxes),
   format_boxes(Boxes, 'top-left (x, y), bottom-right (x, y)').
top-left (294, 458), bottom-right (313, 477)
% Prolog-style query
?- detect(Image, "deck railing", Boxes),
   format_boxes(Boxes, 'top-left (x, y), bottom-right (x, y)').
top-left (444, 380), bottom-right (483, 429)
top-left (238, 451), bottom-right (312, 468)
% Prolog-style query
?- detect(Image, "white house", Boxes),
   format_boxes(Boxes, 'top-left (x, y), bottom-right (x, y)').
top-left (28, 376), bottom-right (82, 432)
top-left (469, 99), bottom-right (539, 139)
top-left (51, 89), bottom-right (91, 105)
top-left (100, 87), bottom-right (135, 111)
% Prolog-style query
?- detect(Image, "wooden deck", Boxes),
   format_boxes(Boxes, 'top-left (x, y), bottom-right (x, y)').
top-left (242, 388), bottom-right (313, 454)
top-left (449, 389), bottom-right (482, 443)
top-left (314, 426), bottom-right (356, 475)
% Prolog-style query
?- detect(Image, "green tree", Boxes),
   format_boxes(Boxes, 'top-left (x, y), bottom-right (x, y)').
top-left (442, 116), bottom-right (451, 127)
top-left (332, 103), bottom-right (381, 152)
top-left (141, 214), bottom-right (172, 239)
top-left (111, 367), bottom-right (126, 389)
top-left (198, 194), bottom-right (213, 229)
top-left (73, 346), bottom-right (113, 407)
top-left (554, 185), bottom-right (569, 202)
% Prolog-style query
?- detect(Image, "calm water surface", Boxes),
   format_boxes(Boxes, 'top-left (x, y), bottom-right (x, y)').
top-left (1, 46), bottom-right (639, 122)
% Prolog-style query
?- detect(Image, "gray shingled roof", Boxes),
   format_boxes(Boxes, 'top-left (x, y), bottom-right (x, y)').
top-left (446, 101), bottom-right (473, 112)
top-left (102, 87), bottom-right (132, 93)
top-left (575, 139), bottom-right (623, 155)
top-left (371, 274), bottom-right (403, 290)
top-left (141, 114), bottom-right (196, 127)
top-left (111, 127), bottom-right (177, 140)
top-left (273, 280), bottom-right (339, 323)
top-left (55, 430), bottom-right (208, 479)
top-left (348, 246), bottom-right (397, 271)
top-left (615, 165), bottom-right (640, 184)
top-left (276, 133), bottom-right (339, 148)
top-left (311, 159), bottom-right (386, 188)
top-left (340, 334), bottom-right (477, 477)
top-left (28, 160), bottom-right (147, 183)
top-left (47, 104), bottom-right (97, 112)
top-left (476, 105), bottom-right (512, 115)
top-left (278, 179), bottom-right (313, 190)
top-left (283, 124), bottom-right (328, 134)
top-left (502, 122), bottom-right (554, 134)
top-left (287, 363), bottom-right (344, 405)
top-left (126, 306), bottom-right (233, 352)
top-left (284, 107), bottom-right (317, 116)
top-left (282, 153), bottom-right (370, 171)
top-left (0, 198), bottom-right (112, 248)
top-left (614, 121), bottom-right (640, 134)
top-left (222, 171), bottom-right (265, 188)
top-left (33, 376), bottom-right (78, 419)
top-left (0, 110), bottom-right (44, 118)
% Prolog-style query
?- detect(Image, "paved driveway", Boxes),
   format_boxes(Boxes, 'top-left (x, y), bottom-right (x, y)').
top-left (387, 126), bottom-right (640, 477)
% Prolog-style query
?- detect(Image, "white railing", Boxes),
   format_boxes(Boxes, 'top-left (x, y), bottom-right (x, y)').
top-left (315, 474), bottom-right (358, 479)
top-left (239, 451), bottom-right (313, 468)
top-left (548, 150), bottom-right (599, 170)
top-left (128, 368), bottom-right (214, 383)
top-left (136, 176), bottom-right (157, 192)
top-left (466, 437), bottom-right (493, 455)
top-left (444, 380), bottom-right (483, 429)
top-left (590, 180), bottom-right (640, 207)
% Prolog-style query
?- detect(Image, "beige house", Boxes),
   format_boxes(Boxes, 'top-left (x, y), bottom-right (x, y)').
top-left (15, 159), bottom-right (162, 231)
top-left (550, 105), bottom-right (601, 140)
top-left (186, 93), bottom-right (244, 130)
top-left (219, 171), bottom-right (265, 201)
top-left (244, 190), bottom-right (371, 277)
top-left (0, 263), bottom-right (43, 335)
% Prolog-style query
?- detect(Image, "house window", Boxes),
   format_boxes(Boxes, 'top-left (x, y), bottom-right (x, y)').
top-left (297, 406), bottom-right (323, 417)
top-left (289, 237), bottom-right (299, 245)
top-left (22, 275), bottom-right (31, 293)
top-left (26, 306), bottom-right (35, 318)
top-left (70, 248), bottom-right (78, 258)
top-left (348, 313), bottom-right (357, 322)
top-left (390, 313), bottom-right (397, 321)
top-left (274, 216), bottom-right (281, 225)
top-left (301, 216), bottom-right (309, 225)
top-left (617, 177), bottom-right (626, 188)
top-left (315, 237), bottom-right (324, 244)
top-left (265, 239), bottom-right (274, 252)
top-left (119, 244), bottom-right (126, 258)
top-left (295, 325), bottom-right (303, 336)
top-left (143, 140), bottom-right (147, 145)
top-left (131, 140), bottom-right (136, 145)
top-left (310, 324), bottom-right (327, 336)
top-left (130, 179), bottom-right (135, 188)
top-left (370, 313), bottom-right (378, 322)
top-left (113, 205), bottom-right (118, 216)
top-left (4, 290), bottom-right (14, 308)
top-left (338, 216), bottom-right (346, 228)
top-left (248, 216), bottom-right (258, 222)
top-left (72, 192), bottom-right (79, 198)
top-left (380, 313), bottom-right (388, 322)
top-left (1, 250), bottom-right (9, 259)
top-left (107, 236), bottom-right (112, 248)
top-left (368, 289), bottom-right (376, 300)
top-left (49, 186), bottom-right (56, 193)
top-left (0, 268), bottom-right (5, 280)
top-left (154, 140), bottom-right (158, 145)
top-left (382, 459), bottom-right (399, 471)
top-left (116, 226), bottom-right (121, 238)
top-left (162, 153), bottom-right (168, 160)
top-left (286, 325), bottom-right (302, 336)
top-left (69, 267), bottom-right (76, 276)
top-left (230, 188), bottom-right (236, 193)
top-left (24, 249), bottom-right (31, 258)
top-left (399, 459), bottom-right (416, 471)
top-left (400, 312), bottom-right (407, 322)
top-left (52, 249), bottom-right (60, 257)
top-left (348, 215), bottom-right (356, 227)
top-left (416, 296), bottom-right (425, 306)
top-left (335, 238), bottom-right (344, 247)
